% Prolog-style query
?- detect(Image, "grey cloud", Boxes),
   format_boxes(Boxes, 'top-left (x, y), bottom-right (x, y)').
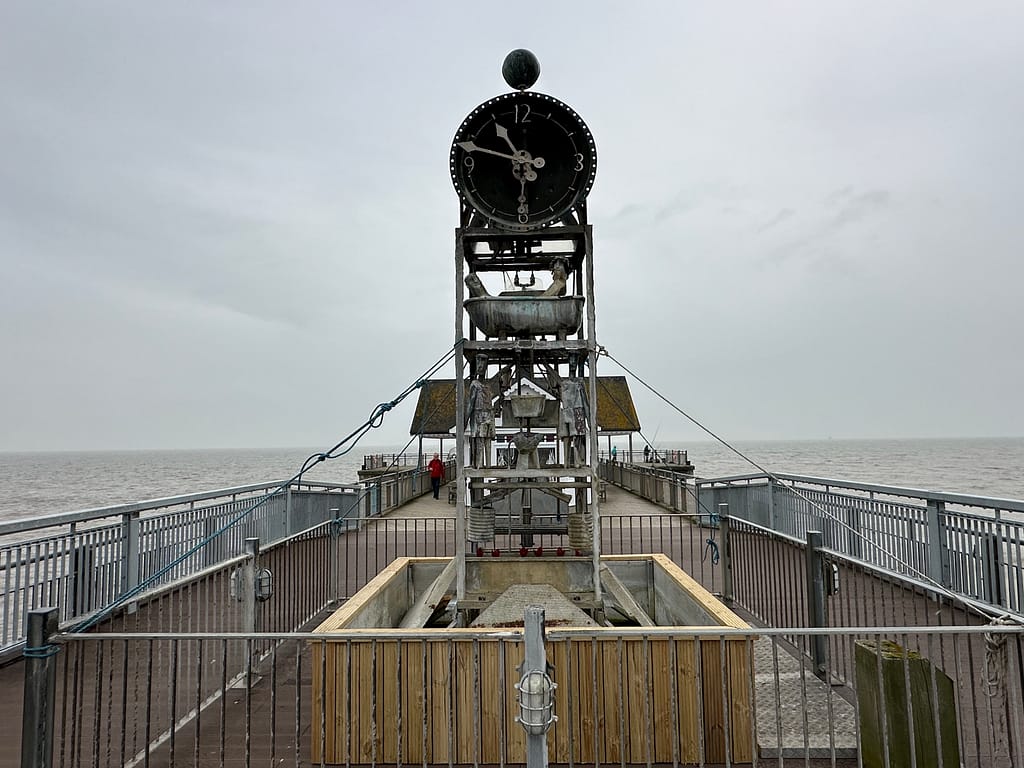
top-left (828, 190), bottom-right (890, 231)
top-left (2, 1), bottom-right (1023, 450)
top-left (756, 208), bottom-right (796, 233)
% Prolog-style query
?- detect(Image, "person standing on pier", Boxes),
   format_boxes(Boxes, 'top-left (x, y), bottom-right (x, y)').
top-left (428, 453), bottom-right (445, 499)
top-left (644, 444), bottom-right (650, 463)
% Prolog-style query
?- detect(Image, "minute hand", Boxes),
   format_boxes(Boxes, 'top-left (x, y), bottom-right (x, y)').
top-left (457, 141), bottom-right (545, 168)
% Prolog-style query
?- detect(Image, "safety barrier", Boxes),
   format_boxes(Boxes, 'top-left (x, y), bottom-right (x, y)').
top-left (21, 622), bottom-right (1023, 767)
top-left (0, 461), bottom-right (453, 657)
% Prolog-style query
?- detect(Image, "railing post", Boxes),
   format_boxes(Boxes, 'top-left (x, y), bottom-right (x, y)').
top-left (767, 477), bottom-right (777, 530)
top-left (518, 606), bottom-right (554, 768)
top-left (925, 499), bottom-right (949, 588)
top-left (70, 542), bottom-right (95, 616)
top-left (241, 538), bottom-right (259, 635)
top-left (982, 531), bottom-right (1005, 607)
top-left (719, 503), bottom-right (733, 604)
top-left (122, 511), bottom-right (140, 613)
top-left (806, 530), bottom-right (828, 679)
top-left (845, 505), bottom-right (863, 560)
top-left (285, 487), bottom-right (294, 539)
top-left (21, 607), bottom-right (58, 768)
top-left (329, 509), bottom-right (342, 604)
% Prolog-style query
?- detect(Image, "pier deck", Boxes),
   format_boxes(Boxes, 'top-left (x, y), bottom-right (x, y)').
top-left (1, 482), bottom-right (860, 766)
top-left (384, 484), bottom-right (858, 761)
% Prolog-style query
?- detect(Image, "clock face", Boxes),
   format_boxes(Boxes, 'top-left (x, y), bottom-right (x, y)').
top-left (450, 91), bottom-right (597, 231)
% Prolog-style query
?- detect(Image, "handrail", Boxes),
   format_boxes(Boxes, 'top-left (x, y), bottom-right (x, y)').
top-left (361, 452), bottom-right (437, 470)
top-left (56, 622), bottom-right (1024, 641)
top-left (695, 471), bottom-right (1024, 512)
top-left (600, 458), bottom-right (1024, 616)
top-left (0, 481), bottom-right (309, 536)
top-left (0, 467), bottom-right (447, 654)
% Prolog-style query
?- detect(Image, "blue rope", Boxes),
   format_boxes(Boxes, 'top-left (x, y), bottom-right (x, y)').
top-left (703, 538), bottom-right (720, 565)
top-left (23, 644), bottom-right (60, 658)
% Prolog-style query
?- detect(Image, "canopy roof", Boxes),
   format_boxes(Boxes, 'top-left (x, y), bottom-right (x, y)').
top-left (409, 376), bottom-right (640, 436)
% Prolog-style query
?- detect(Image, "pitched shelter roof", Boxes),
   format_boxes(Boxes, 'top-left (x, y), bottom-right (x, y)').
top-left (594, 376), bottom-right (641, 434)
top-left (409, 376), bottom-right (640, 436)
top-left (408, 379), bottom-right (460, 437)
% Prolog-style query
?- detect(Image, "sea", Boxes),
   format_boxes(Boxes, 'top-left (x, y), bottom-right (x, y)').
top-left (0, 437), bottom-right (1021, 524)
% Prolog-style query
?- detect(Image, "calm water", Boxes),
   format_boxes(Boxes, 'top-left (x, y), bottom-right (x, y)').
top-left (0, 447), bottom-right (368, 523)
top-left (0, 437), bottom-right (1021, 524)
top-left (661, 436), bottom-right (1024, 499)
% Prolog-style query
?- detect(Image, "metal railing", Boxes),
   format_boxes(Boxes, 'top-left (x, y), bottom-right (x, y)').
top-left (599, 448), bottom-right (690, 465)
top-left (12, 465), bottom-right (1024, 765)
top-left (694, 472), bottom-right (1024, 617)
top-left (598, 461), bottom-right (1024, 618)
top-left (24, 623), bottom-right (1024, 767)
top-left (361, 452), bottom-right (437, 471)
top-left (1, 461), bottom-right (454, 657)
top-left (69, 513), bottom-right (715, 639)
top-left (600, 459), bottom-right (696, 513)
top-left (12, 491), bottom-right (1024, 766)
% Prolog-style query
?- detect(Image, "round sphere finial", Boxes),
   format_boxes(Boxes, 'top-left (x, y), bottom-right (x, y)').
top-left (502, 49), bottom-right (540, 91)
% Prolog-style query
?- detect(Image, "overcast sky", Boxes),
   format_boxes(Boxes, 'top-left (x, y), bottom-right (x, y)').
top-left (2, 2), bottom-right (1022, 452)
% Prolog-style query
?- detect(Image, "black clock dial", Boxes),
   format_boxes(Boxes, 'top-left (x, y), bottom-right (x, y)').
top-left (450, 91), bottom-right (596, 231)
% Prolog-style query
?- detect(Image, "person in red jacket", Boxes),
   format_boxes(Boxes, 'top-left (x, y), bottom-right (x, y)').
top-left (428, 453), bottom-right (445, 499)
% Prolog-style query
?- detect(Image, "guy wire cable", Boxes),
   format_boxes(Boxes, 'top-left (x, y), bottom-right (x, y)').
top-left (71, 340), bottom-right (464, 633)
top-left (336, 355), bottom-right (469, 515)
top-left (600, 376), bottom-right (723, 523)
top-left (599, 346), bottom-right (1023, 624)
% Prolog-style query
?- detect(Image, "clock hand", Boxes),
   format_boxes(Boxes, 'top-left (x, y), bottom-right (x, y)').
top-left (495, 125), bottom-right (546, 169)
top-left (495, 124), bottom-right (518, 153)
top-left (517, 177), bottom-right (529, 217)
top-left (458, 141), bottom-right (545, 168)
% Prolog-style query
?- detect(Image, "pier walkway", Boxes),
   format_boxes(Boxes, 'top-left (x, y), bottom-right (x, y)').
top-left (6, 468), bottom-right (1021, 766)
top-left (361, 483), bottom-right (858, 761)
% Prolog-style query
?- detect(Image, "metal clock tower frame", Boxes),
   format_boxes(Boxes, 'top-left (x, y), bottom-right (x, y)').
top-left (450, 54), bottom-right (603, 620)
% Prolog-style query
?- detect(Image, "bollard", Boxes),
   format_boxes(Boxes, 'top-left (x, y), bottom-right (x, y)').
top-left (21, 608), bottom-right (59, 768)
top-left (806, 530), bottom-right (828, 678)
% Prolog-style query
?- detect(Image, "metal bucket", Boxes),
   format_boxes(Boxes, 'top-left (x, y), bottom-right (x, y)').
top-left (464, 295), bottom-right (585, 337)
